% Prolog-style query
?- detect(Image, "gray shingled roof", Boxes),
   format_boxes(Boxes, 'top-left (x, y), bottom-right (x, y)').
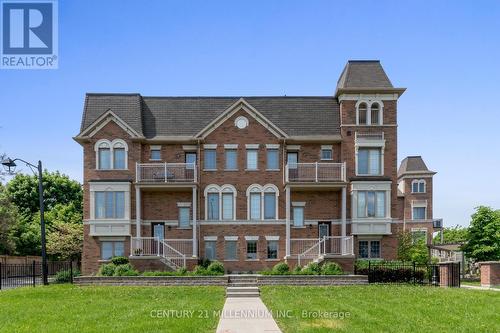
top-left (398, 156), bottom-right (436, 177)
top-left (80, 93), bottom-right (143, 135)
top-left (80, 95), bottom-right (340, 138)
top-left (337, 60), bottom-right (393, 89)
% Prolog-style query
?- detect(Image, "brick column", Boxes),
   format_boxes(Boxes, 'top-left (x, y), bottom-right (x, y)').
top-left (479, 261), bottom-right (500, 288)
top-left (341, 186), bottom-right (347, 254)
top-left (439, 262), bottom-right (460, 288)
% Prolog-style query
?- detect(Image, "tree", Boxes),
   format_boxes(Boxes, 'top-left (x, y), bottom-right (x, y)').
top-left (46, 222), bottom-right (83, 261)
top-left (397, 230), bottom-right (430, 264)
top-left (0, 184), bottom-right (18, 254)
top-left (462, 206), bottom-right (500, 261)
top-left (433, 225), bottom-right (468, 244)
top-left (6, 170), bottom-right (82, 217)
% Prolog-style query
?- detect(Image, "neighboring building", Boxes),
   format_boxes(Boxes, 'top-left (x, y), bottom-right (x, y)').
top-left (74, 60), bottom-right (439, 275)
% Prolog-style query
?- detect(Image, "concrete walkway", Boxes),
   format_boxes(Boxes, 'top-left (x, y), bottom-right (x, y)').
top-left (461, 285), bottom-right (500, 291)
top-left (216, 297), bottom-right (282, 333)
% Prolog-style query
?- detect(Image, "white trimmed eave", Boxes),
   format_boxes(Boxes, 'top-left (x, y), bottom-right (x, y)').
top-left (194, 98), bottom-right (289, 139)
top-left (74, 110), bottom-right (144, 143)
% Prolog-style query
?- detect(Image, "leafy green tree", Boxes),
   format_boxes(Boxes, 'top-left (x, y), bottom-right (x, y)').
top-left (398, 231), bottom-right (430, 264)
top-left (9, 216), bottom-right (41, 255)
top-left (462, 206), bottom-right (500, 261)
top-left (433, 225), bottom-right (468, 244)
top-left (0, 184), bottom-right (18, 254)
top-left (6, 171), bottom-right (82, 217)
top-left (397, 231), bottom-right (413, 262)
top-left (46, 222), bottom-right (83, 261)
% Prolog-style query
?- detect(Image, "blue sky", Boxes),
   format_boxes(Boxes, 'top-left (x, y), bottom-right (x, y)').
top-left (1, 0), bottom-right (499, 227)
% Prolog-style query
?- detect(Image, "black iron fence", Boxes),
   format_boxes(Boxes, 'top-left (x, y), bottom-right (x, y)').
top-left (0, 261), bottom-right (75, 290)
top-left (355, 261), bottom-right (459, 286)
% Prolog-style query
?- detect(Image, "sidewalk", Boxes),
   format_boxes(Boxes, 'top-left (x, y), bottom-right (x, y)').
top-left (216, 297), bottom-right (282, 333)
top-left (461, 285), bottom-right (500, 291)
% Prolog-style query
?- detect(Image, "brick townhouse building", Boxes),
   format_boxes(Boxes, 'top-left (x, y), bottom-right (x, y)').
top-left (75, 60), bottom-right (439, 275)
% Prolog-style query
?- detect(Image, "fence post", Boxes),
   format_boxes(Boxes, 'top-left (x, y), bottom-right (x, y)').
top-left (70, 261), bottom-right (74, 284)
top-left (0, 262), bottom-right (2, 290)
top-left (32, 260), bottom-right (36, 287)
top-left (368, 261), bottom-right (371, 283)
top-left (413, 262), bottom-right (416, 285)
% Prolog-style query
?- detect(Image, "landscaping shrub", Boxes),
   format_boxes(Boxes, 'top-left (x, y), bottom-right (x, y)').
top-left (321, 263), bottom-right (343, 275)
top-left (176, 267), bottom-right (188, 275)
top-left (110, 256), bottom-right (129, 265)
top-left (306, 262), bottom-right (322, 274)
top-left (207, 261), bottom-right (225, 275)
top-left (113, 264), bottom-right (139, 276)
top-left (292, 266), bottom-right (302, 274)
top-left (54, 269), bottom-right (81, 283)
top-left (98, 263), bottom-right (116, 276)
top-left (193, 265), bottom-right (208, 275)
top-left (197, 258), bottom-right (212, 269)
top-left (272, 262), bottom-right (289, 275)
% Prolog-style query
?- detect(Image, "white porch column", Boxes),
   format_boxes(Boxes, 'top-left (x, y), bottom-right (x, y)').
top-left (135, 186), bottom-right (141, 238)
top-left (192, 186), bottom-right (198, 258)
top-left (285, 186), bottom-right (291, 257)
top-left (341, 186), bottom-right (347, 254)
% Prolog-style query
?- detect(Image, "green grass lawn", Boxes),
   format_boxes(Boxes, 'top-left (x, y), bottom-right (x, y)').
top-left (0, 285), bottom-right (225, 333)
top-left (260, 285), bottom-right (500, 333)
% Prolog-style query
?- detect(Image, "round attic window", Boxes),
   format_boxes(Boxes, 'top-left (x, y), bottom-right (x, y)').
top-left (235, 116), bottom-right (249, 129)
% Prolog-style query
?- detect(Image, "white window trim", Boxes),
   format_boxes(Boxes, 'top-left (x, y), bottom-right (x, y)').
top-left (265, 144), bottom-right (280, 149)
top-left (204, 184), bottom-right (237, 220)
top-left (411, 179), bottom-right (426, 193)
top-left (89, 182), bottom-right (131, 220)
top-left (149, 145), bottom-right (162, 161)
top-left (351, 182), bottom-right (391, 220)
top-left (224, 236), bottom-right (238, 241)
top-left (94, 139), bottom-right (129, 170)
top-left (355, 146), bottom-right (385, 176)
top-left (177, 202), bottom-right (192, 207)
top-left (411, 200), bottom-right (428, 220)
top-left (244, 236), bottom-right (259, 241)
top-left (358, 239), bottom-right (381, 259)
top-left (246, 184), bottom-right (279, 220)
top-left (246, 148), bottom-right (259, 170)
top-left (355, 100), bottom-right (384, 126)
top-left (411, 227), bottom-right (428, 243)
top-left (204, 236), bottom-right (218, 241)
top-left (265, 235), bottom-right (280, 241)
top-left (320, 145), bottom-right (333, 160)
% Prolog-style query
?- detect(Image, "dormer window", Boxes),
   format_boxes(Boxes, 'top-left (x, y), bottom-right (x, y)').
top-left (411, 179), bottom-right (426, 193)
top-left (95, 139), bottom-right (128, 170)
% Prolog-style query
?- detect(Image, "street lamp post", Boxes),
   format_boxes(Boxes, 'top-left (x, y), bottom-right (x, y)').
top-left (2, 158), bottom-right (48, 285)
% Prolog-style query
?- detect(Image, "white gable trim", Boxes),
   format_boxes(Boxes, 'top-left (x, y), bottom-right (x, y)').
top-left (194, 98), bottom-right (288, 139)
top-left (77, 110), bottom-right (143, 139)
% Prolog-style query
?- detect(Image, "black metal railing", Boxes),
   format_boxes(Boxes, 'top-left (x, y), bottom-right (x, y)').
top-left (354, 261), bottom-right (458, 286)
top-left (0, 261), bottom-right (75, 290)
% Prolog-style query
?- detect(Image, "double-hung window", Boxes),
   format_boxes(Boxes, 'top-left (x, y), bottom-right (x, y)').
top-left (205, 241), bottom-right (216, 260)
top-left (321, 147), bottom-right (333, 160)
top-left (357, 191), bottom-right (385, 218)
top-left (293, 206), bottom-right (304, 227)
top-left (267, 240), bottom-right (278, 259)
top-left (357, 148), bottom-right (381, 175)
top-left (225, 241), bottom-right (237, 260)
top-left (246, 149), bottom-right (258, 170)
top-left (204, 149), bottom-right (216, 170)
top-left (246, 240), bottom-right (257, 260)
top-left (179, 207), bottom-right (190, 228)
top-left (150, 146), bottom-right (161, 160)
top-left (101, 241), bottom-right (124, 260)
top-left (266, 149), bottom-right (279, 170)
top-left (95, 191), bottom-right (125, 219)
top-left (113, 148), bottom-right (126, 169)
top-left (413, 207), bottom-right (426, 220)
top-left (207, 193), bottom-right (219, 220)
top-left (264, 193), bottom-right (276, 219)
top-left (225, 149), bottom-right (238, 170)
top-left (250, 193), bottom-right (261, 220)
top-left (222, 193), bottom-right (234, 220)
top-left (358, 240), bottom-right (380, 259)
top-left (98, 147), bottom-right (111, 170)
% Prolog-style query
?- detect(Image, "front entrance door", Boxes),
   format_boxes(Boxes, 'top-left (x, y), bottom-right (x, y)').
top-left (318, 222), bottom-right (331, 254)
top-left (152, 223), bottom-right (165, 255)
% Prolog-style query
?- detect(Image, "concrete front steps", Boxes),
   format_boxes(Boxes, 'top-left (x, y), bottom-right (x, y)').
top-left (226, 275), bottom-right (260, 297)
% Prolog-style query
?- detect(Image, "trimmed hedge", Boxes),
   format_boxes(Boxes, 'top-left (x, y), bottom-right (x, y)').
top-left (262, 262), bottom-right (344, 276)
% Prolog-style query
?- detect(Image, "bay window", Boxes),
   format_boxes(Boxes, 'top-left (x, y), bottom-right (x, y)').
top-left (95, 191), bottom-right (125, 219)
top-left (357, 191), bottom-right (385, 218)
top-left (357, 148), bottom-right (381, 175)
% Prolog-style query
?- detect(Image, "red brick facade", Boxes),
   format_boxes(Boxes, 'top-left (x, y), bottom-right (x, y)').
top-left (78, 92), bottom-right (435, 275)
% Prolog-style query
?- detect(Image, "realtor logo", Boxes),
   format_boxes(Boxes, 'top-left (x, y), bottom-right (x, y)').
top-left (1, 0), bottom-right (58, 69)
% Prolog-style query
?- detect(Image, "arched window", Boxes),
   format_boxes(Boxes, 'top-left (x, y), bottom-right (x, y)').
top-left (357, 102), bottom-right (368, 125)
top-left (204, 184), bottom-right (237, 220)
top-left (95, 139), bottom-right (128, 170)
top-left (371, 102), bottom-right (380, 125)
top-left (246, 184), bottom-right (279, 220)
top-left (411, 179), bottom-right (426, 193)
